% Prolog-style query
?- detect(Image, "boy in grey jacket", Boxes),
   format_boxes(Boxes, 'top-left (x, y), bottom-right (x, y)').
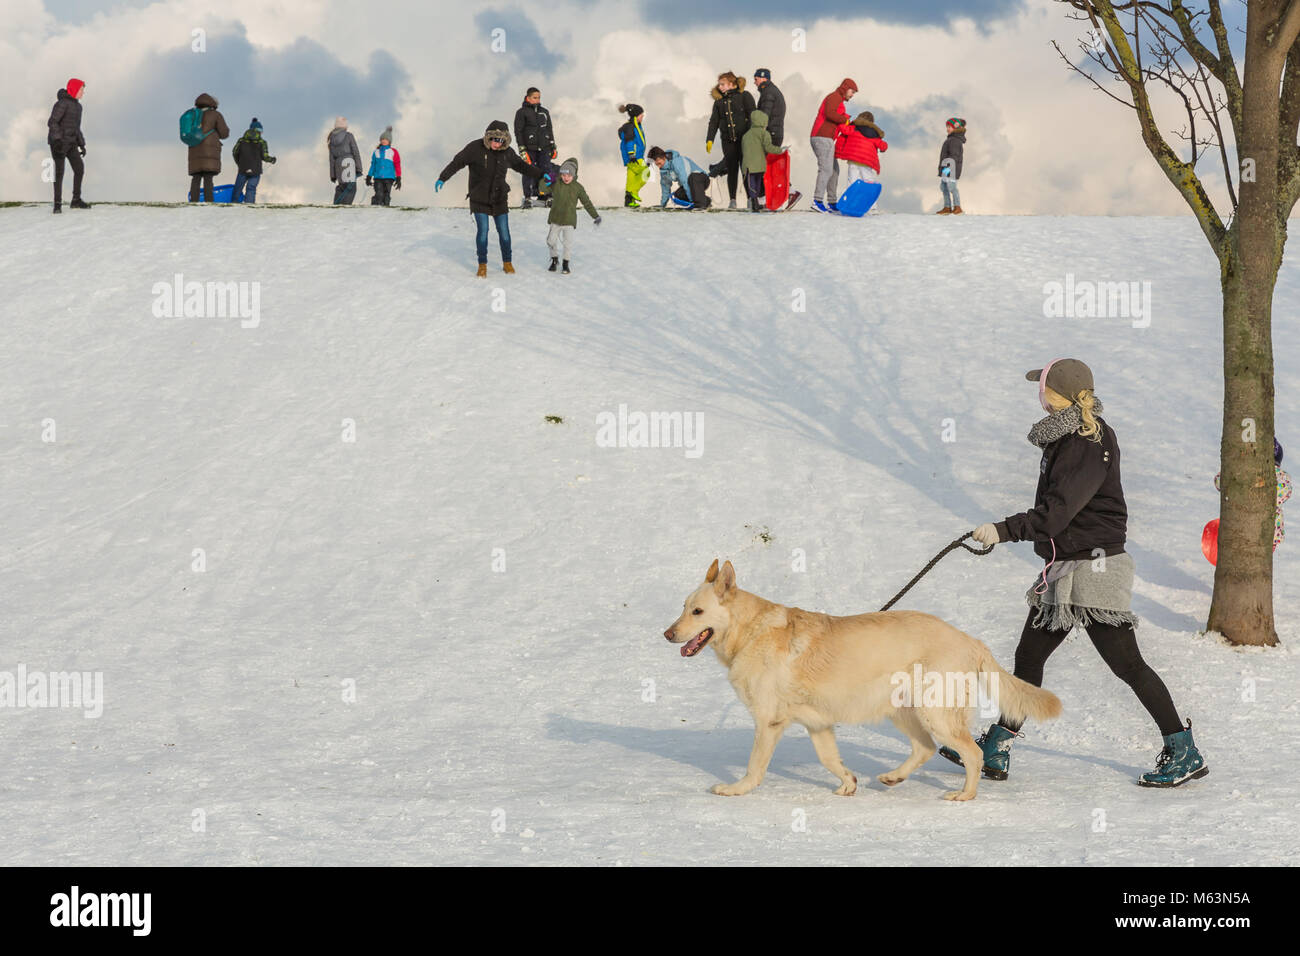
top-left (937, 117), bottom-right (966, 215)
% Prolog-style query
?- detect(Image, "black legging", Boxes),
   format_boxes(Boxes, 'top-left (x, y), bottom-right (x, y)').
top-left (721, 139), bottom-right (743, 200)
top-left (189, 173), bottom-right (215, 203)
top-left (51, 146), bottom-right (84, 204)
top-left (999, 609), bottom-right (1183, 736)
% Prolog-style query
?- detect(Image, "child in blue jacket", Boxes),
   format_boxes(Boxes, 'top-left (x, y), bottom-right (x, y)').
top-left (647, 146), bottom-right (706, 208)
top-left (618, 103), bottom-right (647, 207)
top-left (366, 126), bottom-right (402, 206)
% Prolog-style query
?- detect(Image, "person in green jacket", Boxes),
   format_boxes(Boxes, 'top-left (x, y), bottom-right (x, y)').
top-left (546, 157), bottom-right (601, 274)
top-left (739, 110), bottom-right (785, 212)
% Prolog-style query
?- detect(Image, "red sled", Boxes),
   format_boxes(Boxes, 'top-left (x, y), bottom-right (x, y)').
top-left (1202, 518), bottom-right (1219, 565)
top-left (764, 152), bottom-right (789, 211)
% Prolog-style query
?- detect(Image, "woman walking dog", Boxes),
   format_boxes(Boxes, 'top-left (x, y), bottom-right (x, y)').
top-left (954, 359), bottom-right (1208, 787)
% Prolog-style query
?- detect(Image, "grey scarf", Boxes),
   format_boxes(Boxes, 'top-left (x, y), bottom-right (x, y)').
top-left (1027, 399), bottom-right (1104, 448)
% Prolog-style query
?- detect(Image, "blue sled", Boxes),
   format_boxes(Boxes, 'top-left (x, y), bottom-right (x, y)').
top-left (670, 195), bottom-right (694, 208)
top-left (836, 180), bottom-right (881, 217)
top-left (187, 183), bottom-right (237, 203)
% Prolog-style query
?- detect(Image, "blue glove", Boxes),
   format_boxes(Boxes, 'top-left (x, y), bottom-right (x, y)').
top-left (435, 180), bottom-right (444, 192)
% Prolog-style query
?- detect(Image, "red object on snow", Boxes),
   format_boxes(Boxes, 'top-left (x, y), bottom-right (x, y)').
top-left (1202, 518), bottom-right (1220, 565)
top-left (765, 151), bottom-right (789, 211)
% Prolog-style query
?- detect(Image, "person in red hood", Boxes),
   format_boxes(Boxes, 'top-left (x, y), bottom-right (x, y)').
top-left (47, 78), bottom-right (89, 213)
top-left (809, 77), bottom-right (857, 212)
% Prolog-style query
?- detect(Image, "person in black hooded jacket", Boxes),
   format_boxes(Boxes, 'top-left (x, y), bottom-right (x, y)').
top-left (436, 121), bottom-right (539, 276)
top-left (47, 78), bottom-right (89, 212)
top-left (513, 87), bottom-right (559, 207)
top-left (706, 71), bottom-right (756, 206)
top-left (753, 69), bottom-right (786, 146)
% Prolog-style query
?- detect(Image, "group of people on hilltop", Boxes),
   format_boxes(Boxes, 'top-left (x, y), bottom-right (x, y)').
top-left (40, 74), bottom-right (966, 226)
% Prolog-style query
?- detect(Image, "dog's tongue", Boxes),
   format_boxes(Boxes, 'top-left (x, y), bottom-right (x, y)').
top-left (681, 628), bottom-right (713, 658)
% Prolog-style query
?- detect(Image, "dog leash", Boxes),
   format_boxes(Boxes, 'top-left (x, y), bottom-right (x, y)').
top-left (878, 532), bottom-right (994, 612)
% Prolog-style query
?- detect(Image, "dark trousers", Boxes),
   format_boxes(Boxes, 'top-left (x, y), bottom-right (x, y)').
top-left (522, 148), bottom-right (557, 199)
top-left (721, 139), bottom-right (743, 200)
top-left (473, 212), bottom-right (512, 264)
top-left (371, 179), bottom-right (394, 206)
top-left (189, 173), bottom-right (215, 203)
top-left (51, 146), bottom-right (84, 205)
top-left (999, 609), bottom-right (1183, 736)
top-left (746, 171), bottom-right (765, 199)
top-left (333, 181), bottom-right (357, 205)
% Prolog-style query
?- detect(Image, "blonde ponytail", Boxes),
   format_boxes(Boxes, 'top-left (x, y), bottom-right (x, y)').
top-left (1076, 389), bottom-right (1103, 442)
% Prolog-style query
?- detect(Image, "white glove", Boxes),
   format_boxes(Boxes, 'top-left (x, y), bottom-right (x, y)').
top-left (972, 523), bottom-right (1000, 546)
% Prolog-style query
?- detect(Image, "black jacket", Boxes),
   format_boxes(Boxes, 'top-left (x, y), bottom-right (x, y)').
top-left (755, 81), bottom-right (786, 143)
top-left (438, 137), bottom-right (535, 215)
top-left (232, 131), bottom-right (275, 176)
top-left (47, 89), bottom-right (85, 151)
top-left (513, 101), bottom-right (556, 154)
top-left (996, 420), bottom-right (1128, 562)
top-left (708, 88), bottom-right (756, 144)
top-left (939, 130), bottom-right (965, 179)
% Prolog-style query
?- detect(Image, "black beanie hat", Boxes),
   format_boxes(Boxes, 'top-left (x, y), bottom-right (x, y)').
top-left (619, 103), bottom-right (644, 118)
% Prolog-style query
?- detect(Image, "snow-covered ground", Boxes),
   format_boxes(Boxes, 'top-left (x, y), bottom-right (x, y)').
top-left (1, 203), bottom-right (1296, 865)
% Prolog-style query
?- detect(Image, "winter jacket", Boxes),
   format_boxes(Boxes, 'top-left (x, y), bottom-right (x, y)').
top-left (939, 130), bottom-right (966, 179)
top-left (995, 420), bottom-right (1128, 562)
top-left (47, 88), bottom-right (85, 151)
top-left (232, 130), bottom-right (275, 177)
top-left (328, 127), bottom-right (364, 182)
top-left (835, 121), bottom-right (888, 172)
top-left (754, 80), bottom-right (786, 144)
top-left (547, 158), bottom-right (599, 227)
top-left (438, 124), bottom-right (536, 215)
top-left (707, 79), bottom-right (756, 145)
top-left (187, 94), bottom-right (230, 175)
top-left (618, 116), bottom-right (646, 165)
top-left (810, 85), bottom-right (855, 139)
top-left (367, 144), bottom-right (402, 180)
top-left (657, 149), bottom-right (704, 206)
top-left (514, 100), bottom-right (556, 154)
top-left (740, 111), bottom-right (782, 175)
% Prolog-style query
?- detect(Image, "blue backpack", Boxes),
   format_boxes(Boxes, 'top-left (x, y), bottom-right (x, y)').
top-left (179, 107), bottom-right (211, 147)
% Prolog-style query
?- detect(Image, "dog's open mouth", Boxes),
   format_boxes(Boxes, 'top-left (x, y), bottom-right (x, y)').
top-left (681, 628), bottom-right (714, 658)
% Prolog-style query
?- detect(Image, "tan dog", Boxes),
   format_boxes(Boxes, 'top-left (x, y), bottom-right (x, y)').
top-left (663, 560), bottom-right (1062, 800)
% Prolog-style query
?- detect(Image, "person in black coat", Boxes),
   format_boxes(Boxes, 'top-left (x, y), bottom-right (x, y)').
top-left (436, 121), bottom-right (539, 276)
top-left (705, 71), bottom-right (756, 206)
top-left (954, 359), bottom-right (1207, 788)
top-left (47, 78), bottom-right (89, 212)
top-left (513, 87), bottom-right (559, 207)
top-left (753, 69), bottom-right (786, 146)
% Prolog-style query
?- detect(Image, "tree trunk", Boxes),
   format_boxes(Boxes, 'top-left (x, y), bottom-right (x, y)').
top-left (1206, 7), bottom-right (1284, 646)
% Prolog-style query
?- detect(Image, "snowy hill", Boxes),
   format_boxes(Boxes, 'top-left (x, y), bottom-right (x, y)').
top-left (1, 203), bottom-right (1297, 865)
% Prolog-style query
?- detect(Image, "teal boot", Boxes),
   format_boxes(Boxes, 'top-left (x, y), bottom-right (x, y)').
top-left (938, 723), bottom-right (1020, 781)
top-left (1138, 719), bottom-right (1208, 787)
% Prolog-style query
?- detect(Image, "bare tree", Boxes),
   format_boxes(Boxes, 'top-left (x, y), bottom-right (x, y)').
top-left (1053, 0), bottom-right (1299, 646)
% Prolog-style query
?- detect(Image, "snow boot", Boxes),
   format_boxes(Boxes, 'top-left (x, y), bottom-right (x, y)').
top-left (548, 257), bottom-right (558, 272)
top-left (708, 160), bottom-right (727, 178)
top-left (937, 206), bottom-right (953, 215)
top-left (70, 198), bottom-right (91, 209)
top-left (951, 205), bottom-right (964, 215)
top-left (561, 260), bottom-right (570, 275)
top-left (53, 203), bottom-right (62, 214)
top-left (1138, 720), bottom-right (1208, 787)
top-left (522, 198), bottom-right (533, 210)
top-left (476, 263), bottom-right (488, 278)
top-left (938, 723), bottom-right (1020, 781)
top-left (503, 262), bottom-right (515, 274)
top-left (749, 196), bottom-right (762, 213)
top-left (624, 191), bottom-right (639, 208)
top-left (728, 198), bottom-right (737, 210)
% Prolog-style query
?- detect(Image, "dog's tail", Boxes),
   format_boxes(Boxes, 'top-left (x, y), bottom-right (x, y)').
top-left (977, 648), bottom-right (1063, 725)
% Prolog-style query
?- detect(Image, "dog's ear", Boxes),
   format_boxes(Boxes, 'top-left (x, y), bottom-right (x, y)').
top-left (705, 558), bottom-right (719, 583)
top-left (714, 560), bottom-right (736, 598)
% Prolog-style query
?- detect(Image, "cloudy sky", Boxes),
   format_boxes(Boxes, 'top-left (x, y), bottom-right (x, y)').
top-left (0, 0), bottom-right (1254, 213)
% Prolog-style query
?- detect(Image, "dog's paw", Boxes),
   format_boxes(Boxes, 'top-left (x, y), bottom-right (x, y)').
top-left (834, 774), bottom-right (857, 796)
top-left (711, 781), bottom-right (751, 796)
top-left (877, 773), bottom-right (905, 787)
top-left (943, 789), bottom-right (976, 802)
